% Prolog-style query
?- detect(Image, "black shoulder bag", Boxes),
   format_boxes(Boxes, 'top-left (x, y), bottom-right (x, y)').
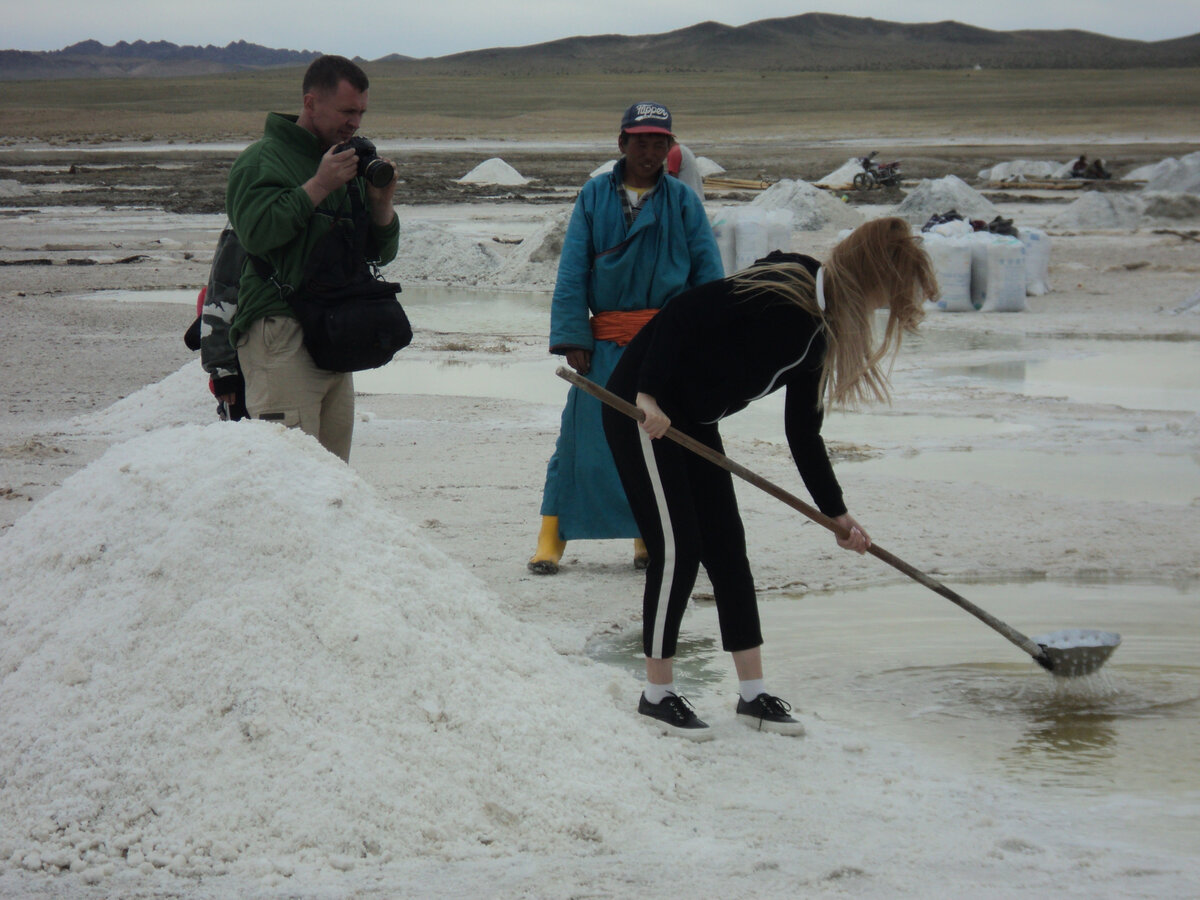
top-left (278, 180), bottom-right (411, 373)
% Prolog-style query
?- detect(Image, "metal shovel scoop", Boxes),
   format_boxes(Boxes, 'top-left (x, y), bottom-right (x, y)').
top-left (560, 367), bottom-right (1121, 678)
top-left (1033, 629), bottom-right (1122, 678)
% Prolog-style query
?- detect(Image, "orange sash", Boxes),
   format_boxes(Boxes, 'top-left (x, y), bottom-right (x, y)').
top-left (590, 309), bottom-right (660, 347)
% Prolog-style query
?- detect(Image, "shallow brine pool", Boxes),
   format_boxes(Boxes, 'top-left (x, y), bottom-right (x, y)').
top-left (81, 285), bottom-right (1200, 503)
top-left (588, 578), bottom-right (1200, 853)
top-left (355, 289), bottom-right (1200, 505)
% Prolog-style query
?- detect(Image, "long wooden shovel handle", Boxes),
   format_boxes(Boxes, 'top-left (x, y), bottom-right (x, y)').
top-left (556, 366), bottom-right (1051, 668)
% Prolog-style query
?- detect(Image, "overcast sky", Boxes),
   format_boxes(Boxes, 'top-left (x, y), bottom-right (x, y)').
top-left (7, 1), bottom-right (1195, 59)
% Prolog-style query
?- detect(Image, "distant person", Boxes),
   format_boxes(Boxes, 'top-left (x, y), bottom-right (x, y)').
top-left (1071, 155), bottom-right (1089, 178)
top-left (223, 54), bottom-right (400, 462)
top-left (666, 143), bottom-right (705, 198)
top-left (529, 101), bottom-right (724, 574)
top-left (1084, 158), bottom-right (1111, 180)
top-left (602, 218), bottom-right (936, 740)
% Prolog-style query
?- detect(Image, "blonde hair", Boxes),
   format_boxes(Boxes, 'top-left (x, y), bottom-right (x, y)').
top-left (733, 216), bottom-right (936, 410)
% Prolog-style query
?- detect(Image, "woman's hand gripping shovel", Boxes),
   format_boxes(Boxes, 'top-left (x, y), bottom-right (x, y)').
top-left (558, 366), bottom-right (1121, 678)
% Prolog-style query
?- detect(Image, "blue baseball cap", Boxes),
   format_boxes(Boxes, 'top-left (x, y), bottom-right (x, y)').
top-left (620, 101), bottom-right (673, 136)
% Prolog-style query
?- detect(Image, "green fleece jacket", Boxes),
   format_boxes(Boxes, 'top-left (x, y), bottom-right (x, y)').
top-left (225, 112), bottom-right (400, 342)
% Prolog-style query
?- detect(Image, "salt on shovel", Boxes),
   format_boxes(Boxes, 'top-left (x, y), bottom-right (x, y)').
top-left (559, 367), bottom-right (1121, 678)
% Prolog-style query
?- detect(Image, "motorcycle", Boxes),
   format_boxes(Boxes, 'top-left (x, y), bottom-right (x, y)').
top-left (853, 151), bottom-right (902, 190)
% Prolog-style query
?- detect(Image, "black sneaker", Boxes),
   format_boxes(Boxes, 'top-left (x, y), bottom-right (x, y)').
top-left (638, 692), bottom-right (713, 742)
top-left (736, 693), bottom-right (806, 736)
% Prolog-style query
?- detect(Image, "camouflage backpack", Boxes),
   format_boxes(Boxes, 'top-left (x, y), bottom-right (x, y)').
top-left (198, 224), bottom-right (246, 389)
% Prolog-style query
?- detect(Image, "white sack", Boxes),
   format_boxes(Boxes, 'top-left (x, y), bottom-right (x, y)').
top-left (1019, 228), bottom-right (1052, 296)
top-left (709, 206), bottom-right (738, 275)
top-left (969, 233), bottom-right (1027, 312)
top-left (733, 208), bottom-right (768, 272)
top-left (923, 234), bottom-right (974, 312)
top-left (766, 209), bottom-right (794, 255)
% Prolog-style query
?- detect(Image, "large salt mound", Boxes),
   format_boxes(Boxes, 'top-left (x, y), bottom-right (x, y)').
top-left (1124, 159), bottom-right (1175, 182)
top-left (750, 178), bottom-right (862, 231)
top-left (1143, 151), bottom-right (1200, 194)
top-left (589, 159), bottom-right (617, 178)
top-left (1048, 191), bottom-right (1145, 230)
top-left (456, 157), bottom-right (530, 185)
top-left (894, 175), bottom-right (999, 226)
top-left (0, 424), bottom-right (687, 884)
top-left (977, 160), bottom-right (1061, 182)
top-left (386, 220), bottom-right (503, 286)
top-left (494, 208), bottom-right (570, 290)
top-left (1141, 192), bottom-right (1200, 221)
top-left (815, 158), bottom-right (865, 190)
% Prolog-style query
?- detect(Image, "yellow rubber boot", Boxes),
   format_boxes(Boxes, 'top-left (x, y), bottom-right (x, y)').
top-left (633, 537), bottom-right (650, 570)
top-left (528, 516), bottom-right (566, 574)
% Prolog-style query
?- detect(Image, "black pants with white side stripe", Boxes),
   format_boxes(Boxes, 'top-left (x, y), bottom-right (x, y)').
top-left (602, 389), bottom-right (762, 660)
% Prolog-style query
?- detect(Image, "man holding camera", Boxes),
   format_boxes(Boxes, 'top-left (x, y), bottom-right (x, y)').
top-left (224, 54), bottom-right (399, 462)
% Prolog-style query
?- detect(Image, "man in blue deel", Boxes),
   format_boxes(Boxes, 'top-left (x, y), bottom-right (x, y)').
top-left (528, 101), bottom-right (724, 574)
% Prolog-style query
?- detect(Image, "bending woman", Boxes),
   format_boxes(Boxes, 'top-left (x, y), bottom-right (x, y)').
top-left (602, 216), bottom-right (936, 740)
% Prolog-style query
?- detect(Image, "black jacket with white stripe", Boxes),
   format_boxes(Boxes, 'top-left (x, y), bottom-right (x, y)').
top-left (614, 253), bottom-right (847, 517)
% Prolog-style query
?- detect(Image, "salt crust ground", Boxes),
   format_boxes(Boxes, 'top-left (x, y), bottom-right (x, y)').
top-left (1, 155), bottom-right (1198, 898)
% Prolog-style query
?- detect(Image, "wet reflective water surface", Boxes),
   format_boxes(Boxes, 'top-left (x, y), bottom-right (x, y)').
top-left (350, 287), bottom-right (1200, 503)
top-left (588, 579), bottom-right (1199, 851)
top-left (74, 284), bottom-right (1200, 503)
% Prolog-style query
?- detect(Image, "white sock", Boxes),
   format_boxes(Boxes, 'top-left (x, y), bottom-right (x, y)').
top-left (739, 679), bottom-right (766, 703)
top-left (643, 682), bottom-right (676, 704)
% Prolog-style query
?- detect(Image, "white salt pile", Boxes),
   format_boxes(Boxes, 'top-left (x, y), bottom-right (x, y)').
top-left (589, 159), bottom-right (617, 178)
top-left (1142, 192), bottom-right (1200, 221)
top-left (494, 207), bottom-right (569, 290)
top-left (815, 158), bottom-right (866, 189)
top-left (0, 424), bottom-right (687, 885)
top-left (456, 157), bottom-right (530, 186)
top-left (1143, 151), bottom-right (1200, 194)
top-left (1173, 288), bottom-right (1200, 315)
top-left (1049, 191), bottom-right (1145, 230)
top-left (976, 160), bottom-right (1060, 182)
top-left (1124, 159), bottom-right (1175, 182)
top-left (750, 178), bottom-right (862, 231)
top-left (387, 220), bottom-right (504, 286)
top-left (894, 175), bottom-right (999, 226)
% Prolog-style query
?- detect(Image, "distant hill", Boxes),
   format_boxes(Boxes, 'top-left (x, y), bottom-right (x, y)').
top-left (416, 14), bottom-right (1200, 74)
top-left (2, 15), bottom-right (1197, 81)
top-left (0, 40), bottom-right (322, 81)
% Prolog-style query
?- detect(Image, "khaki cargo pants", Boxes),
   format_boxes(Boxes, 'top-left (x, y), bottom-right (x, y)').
top-left (238, 315), bottom-right (354, 462)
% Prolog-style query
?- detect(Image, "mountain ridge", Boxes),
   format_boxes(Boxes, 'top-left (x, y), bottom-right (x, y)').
top-left (2, 14), bottom-right (1196, 81)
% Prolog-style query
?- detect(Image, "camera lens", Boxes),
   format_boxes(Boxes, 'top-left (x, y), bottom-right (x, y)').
top-left (362, 157), bottom-right (394, 188)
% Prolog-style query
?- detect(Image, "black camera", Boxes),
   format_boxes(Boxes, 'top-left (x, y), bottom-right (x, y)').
top-left (334, 136), bottom-right (394, 189)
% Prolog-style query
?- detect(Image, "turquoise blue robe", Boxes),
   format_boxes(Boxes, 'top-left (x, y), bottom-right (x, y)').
top-left (540, 161), bottom-right (724, 540)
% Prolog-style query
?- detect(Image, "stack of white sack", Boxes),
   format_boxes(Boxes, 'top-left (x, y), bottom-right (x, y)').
top-left (710, 207), bottom-right (794, 274)
top-left (920, 220), bottom-right (1051, 312)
